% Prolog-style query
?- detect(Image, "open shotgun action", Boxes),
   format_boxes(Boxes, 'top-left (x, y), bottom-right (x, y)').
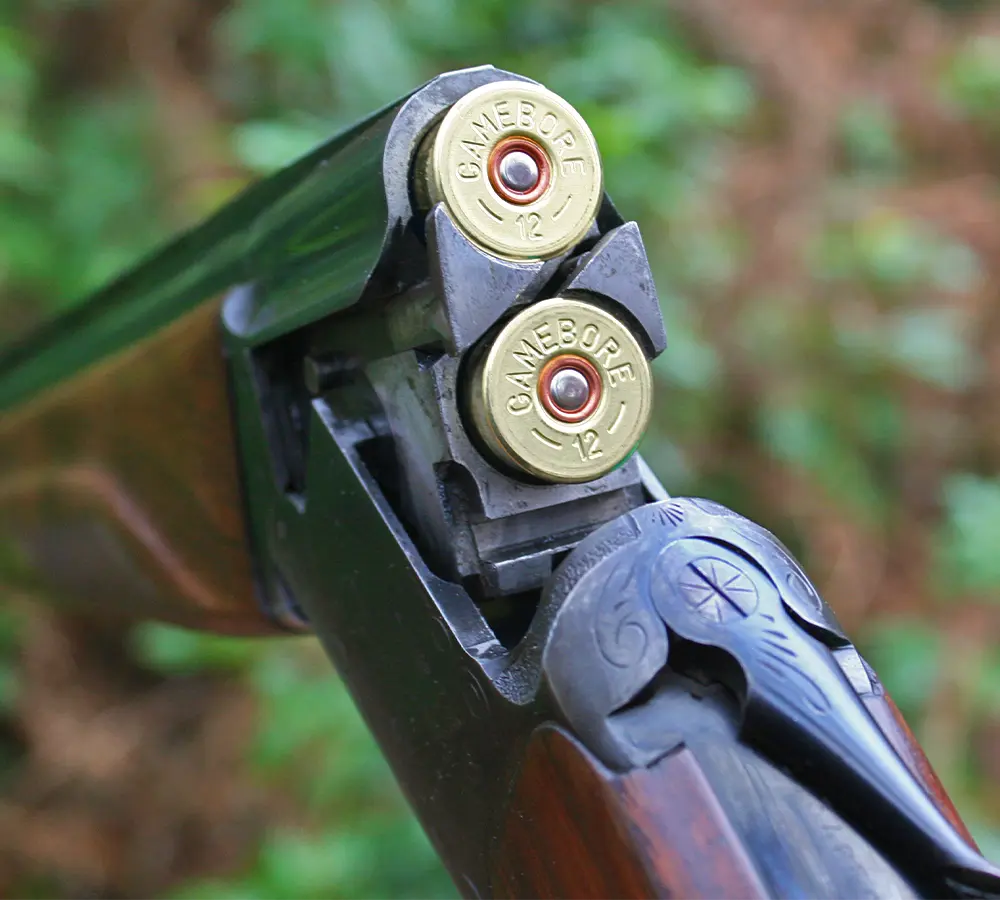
top-left (0, 66), bottom-right (997, 898)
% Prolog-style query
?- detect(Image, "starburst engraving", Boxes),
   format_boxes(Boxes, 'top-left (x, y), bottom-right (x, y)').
top-left (655, 501), bottom-right (686, 528)
top-left (678, 557), bottom-right (759, 622)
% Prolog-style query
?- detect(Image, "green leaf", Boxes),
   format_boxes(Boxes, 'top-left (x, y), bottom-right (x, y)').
top-left (926, 238), bottom-right (982, 294)
top-left (325, 1), bottom-right (421, 114)
top-left (857, 216), bottom-right (936, 289)
top-left (130, 622), bottom-right (264, 673)
top-left (0, 123), bottom-right (48, 188)
top-left (670, 226), bottom-right (747, 290)
top-left (651, 295), bottom-right (720, 390)
top-left (757, 395), bottom-right (882, 517)
top-left (233, 120), bottom-right (329, 174)
top-left (811, 214), bottom-right (982, 296)
top-left (219, 0), bottom-right (329, 67)
top-left (883, 308), bottom-right (975, 391)
top-left (861, 619), bottom-right (942, 718)
top-left (171, 878), bottom-right (268, 900)
top-left (0, 26), bottom-right (36, 107)
top-left (839, 100), bottom-right (902, 172)
top-left (855, 389), bottom-right (904, 455)
top-left (974, 648), bottom-right (1000, 717)
top-left (941, 35), bottom-right (1000, 123)
top-left (936, 474), bottom-right (1000, 598)
top-left (258, 829), bottom-right (377, 898)
top-left (970, 823), bottom-right (1000, 866)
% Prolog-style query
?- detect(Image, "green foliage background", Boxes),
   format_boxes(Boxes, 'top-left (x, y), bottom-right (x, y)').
top-left (0, 0), bottom-right (998, 896)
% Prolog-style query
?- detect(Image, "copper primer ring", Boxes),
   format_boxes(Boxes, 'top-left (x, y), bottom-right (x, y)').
top-left (537, 354), bottom-right (602, 423)
top-left (487, 136), bottom-right (552, 205)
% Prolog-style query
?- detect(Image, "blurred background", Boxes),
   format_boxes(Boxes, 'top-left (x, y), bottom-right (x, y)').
top-left (0, 0), bottom-right (998, 895)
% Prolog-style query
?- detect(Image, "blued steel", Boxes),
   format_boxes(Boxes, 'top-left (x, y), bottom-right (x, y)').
top-left (0, 65), bottom-right (532, 410)
top-left (0, 105), bottom-right (398, 410)
top-left (539, 498), bottom-right (1000, 899)
top-left (214, 69), bottom-right (669, 890)
top-left (560, 220), bottom-right (668, 356)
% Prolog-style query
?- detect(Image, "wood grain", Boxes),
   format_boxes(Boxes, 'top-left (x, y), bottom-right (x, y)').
top-left (864, 692), bottom-right (978, 849)
top-left (491, 725), bottom-right (768, 899)
top-left (0, 301), bottom-right (273, 634)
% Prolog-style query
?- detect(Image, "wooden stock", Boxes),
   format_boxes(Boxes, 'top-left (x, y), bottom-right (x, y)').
top-left (0, 302), bottom-right (271, 634)
top-left (492, 708), bottom-right (974, 900)
top-left (491, 726), bottom-right (768, 900)
top-left (863, 692), bottom-right (977, 848)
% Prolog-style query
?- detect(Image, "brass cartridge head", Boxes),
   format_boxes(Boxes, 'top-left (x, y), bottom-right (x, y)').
top-left (424, 81), bottom-right (603, 261)
top-left (467, 296), bottom-right (653, 483)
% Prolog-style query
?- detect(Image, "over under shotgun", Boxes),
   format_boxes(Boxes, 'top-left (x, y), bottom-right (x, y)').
top-left (0, 66), bottom-right (998, 899)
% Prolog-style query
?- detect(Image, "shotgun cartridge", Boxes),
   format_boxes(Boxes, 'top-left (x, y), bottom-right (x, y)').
top-left (420, 81), bottom-right (603, 259)
top-left (465, 295), bottom-right (653, 482)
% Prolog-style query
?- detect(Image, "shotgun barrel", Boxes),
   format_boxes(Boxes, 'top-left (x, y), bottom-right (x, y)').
top-left (0, 66), bottom-right (997, 899)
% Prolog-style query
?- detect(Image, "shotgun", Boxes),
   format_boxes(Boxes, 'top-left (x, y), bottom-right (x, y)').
top-left (0, 65), bottom-right (997, 899)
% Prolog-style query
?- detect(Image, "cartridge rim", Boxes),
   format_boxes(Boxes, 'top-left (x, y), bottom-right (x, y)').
top-left (426, 81), bottom-right (603, 261)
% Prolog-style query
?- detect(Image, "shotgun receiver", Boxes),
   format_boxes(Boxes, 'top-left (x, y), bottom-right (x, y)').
top-left (0, 66), bottom-right (997, 899)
